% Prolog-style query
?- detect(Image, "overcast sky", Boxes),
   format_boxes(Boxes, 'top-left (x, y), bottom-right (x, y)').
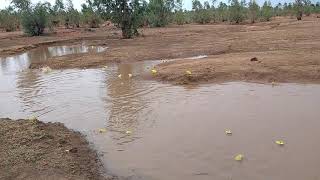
top-left (0, 0), bottom-right (302, 11)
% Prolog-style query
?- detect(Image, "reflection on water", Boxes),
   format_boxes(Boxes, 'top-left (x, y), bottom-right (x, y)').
top-left (0, 44), bottom-right (107, 74)
top-left (1, 48), bottom-right (320, 180)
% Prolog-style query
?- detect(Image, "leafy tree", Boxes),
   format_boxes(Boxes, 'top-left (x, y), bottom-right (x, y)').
top-left (174, 0), bottom-right (185, 25)
top-left (21, 3), bottom-right (49, 36)
top-left (261, 0), bottom-right (273, 21)
top-left (147, 0), bottom-right (174, 27)
top-left (11, 0), bottom-right (31, 10)
top-left (229, 0), bottom-right (245, 23)
top-left (295, 0), bottom-right (303, 20)
top-left (0, 8), bottom-right (20, 32)
top-left (303, 0), bottom-right (312, 16)
top-left (65, 0), bottom-right (81, 28)
top-left (192, 0), bottom-right (212, 24)
top-left (217, 2), bottom-right (228, 22)
top-left (81, 5), bottom-right (102, 28)
top-left (248, 0), bottom-right (259, 23)
top-left (54, 0), bottom-right (65, 12)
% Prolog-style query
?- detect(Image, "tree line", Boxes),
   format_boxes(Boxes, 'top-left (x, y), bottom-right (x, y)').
top-left (0, 0), bottom-right (319, 38)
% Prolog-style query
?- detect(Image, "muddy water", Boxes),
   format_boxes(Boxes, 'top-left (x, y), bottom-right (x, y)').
top-left (0, 44), bottom-right (106, 74)
top-left (1, 46), bottom-right (320, 180)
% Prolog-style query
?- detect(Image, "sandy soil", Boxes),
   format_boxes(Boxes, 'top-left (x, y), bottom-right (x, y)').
top-left (0, 118), bottom-right (115, 180)
top-left (1, 16), bottom-right (320, 84)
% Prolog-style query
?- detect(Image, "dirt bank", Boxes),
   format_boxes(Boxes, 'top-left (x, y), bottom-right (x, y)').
top-left (0, 118), bottom-right (114, 180)
top-left (1, 16), bottom-right (320, 84)
top-left (154, 50), bottom-right (320, 84)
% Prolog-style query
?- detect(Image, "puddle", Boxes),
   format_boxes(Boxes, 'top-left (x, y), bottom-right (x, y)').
top-left (0, 44), bottom-right (106, 74)
top-left (1, 48), bottom-right (320, 180)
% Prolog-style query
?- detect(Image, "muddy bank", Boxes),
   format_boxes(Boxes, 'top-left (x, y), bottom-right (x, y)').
top-left (2, 16), bottom-right (320, 84)
top-left (0, 28), bottom-right (120, 57)
top-left (0, 118), bottom-right (114, 180)
top-left (26, 17), bottom-right (319, 70)
top-left (154, 50), bottom-right (320, 84)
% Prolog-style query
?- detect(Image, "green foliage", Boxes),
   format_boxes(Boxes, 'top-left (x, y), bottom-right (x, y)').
top-left (192, 0), bottom-right (212, 24)
top-left (21, 3), bottom-right (48, 36)
top-left (11, 0), bottom-right (31, 10)
top-left (147, 0), bottom-right (173, 27)
top-left (294, 0), bottom-right (303, 20)
top-left (174, 10), bottom-right (186, 25)
top-left (229, 0), bottom-right (245, 23)
top-left (302, 0), bottom-right (312, 16)
top-left (82, 9), bottom-right (101, 28)
top-left (248, 0), bottom-right (259, 23)
top-left (0, 9), bottom-right (19, 32)
top-left (64, 0), bottom-right (81, 28)
top-left (261, 1), bottom-right (273, 21)
top-left (217, 2), bottom-right (229, 22)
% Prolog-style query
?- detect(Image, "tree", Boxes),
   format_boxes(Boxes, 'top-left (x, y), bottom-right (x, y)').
top-left (217, 2), bottom-right (228, 22)
top-left (147, 0), bottom-right (174, 27)
top-left (21, 3), bottom-right (49, 36)
top-left (11, 0), bottom-right (30, 10)
top-left (54, 0), bottom-right (65, 12)
top-left (174, 0), bottom-right (185, 25)
top-left (192, 0), bottom-right (212, 24)
top-left (0, 8), bottom-right (20, 32)
top-left (295, 0), bottom-right (303, 20)
top-left (229, 0), bottom-right (245, 24)
top-left (66, 7), bottom-right (81, 28)
top-left (248, 0), bottom-right (259, 23)
top-left (261, 0), bottom-right (272, 21)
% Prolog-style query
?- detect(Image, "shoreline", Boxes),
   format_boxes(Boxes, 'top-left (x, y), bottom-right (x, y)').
top-left (0, 118), bottom-right (116, 180)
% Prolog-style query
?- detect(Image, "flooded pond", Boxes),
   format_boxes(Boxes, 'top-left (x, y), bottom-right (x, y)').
top-left (1, 45), bottom-right (320, 180)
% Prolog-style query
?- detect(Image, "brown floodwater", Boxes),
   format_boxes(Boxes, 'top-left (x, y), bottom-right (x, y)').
top-left (0, 46), bottom-right (320, 180)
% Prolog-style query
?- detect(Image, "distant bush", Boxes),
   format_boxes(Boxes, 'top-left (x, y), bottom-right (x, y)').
top-left (174, 10), bottom-right (185, 25)
top-left (65, 9), bottom-right (81, 28)
top-left (82, 10), bottom-right (102, 28)
top-left (21, 3), bottom-right (48, 36)
top-left (147, 0), bottom-right (173, 27)
top-left (193, 9), bottom-right (212, 24)
top-left (0, 9), bottom-right (19, 32)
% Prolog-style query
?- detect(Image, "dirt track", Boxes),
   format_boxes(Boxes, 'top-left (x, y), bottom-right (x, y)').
top-left (1, 16), bottom-right (320, 84)
top-left (0, 118), bottom-right (114, 180)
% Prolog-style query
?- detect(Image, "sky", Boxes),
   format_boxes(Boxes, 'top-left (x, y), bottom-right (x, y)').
top-left (0, 0), bottom-right (308, 10)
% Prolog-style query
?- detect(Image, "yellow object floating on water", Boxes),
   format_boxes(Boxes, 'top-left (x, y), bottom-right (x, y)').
top-left (225, 129), bottom-right (232, 135)
top-left (234, 154), bottom-right (244, 161)
top-left (126, 130), bottom-right (132, 134)
top-left (275, 140), bottom-right (285, 145)
top-left (98, 128), bottom-right (107, 133)
top-left (128, 74), bottom-right (133, 78)
top-left (118, 74), bottom-right (122, 78)
top-left (186, 70), bottom-right (192, 75)
top-left (151, 69), bottom-right (157, 74)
